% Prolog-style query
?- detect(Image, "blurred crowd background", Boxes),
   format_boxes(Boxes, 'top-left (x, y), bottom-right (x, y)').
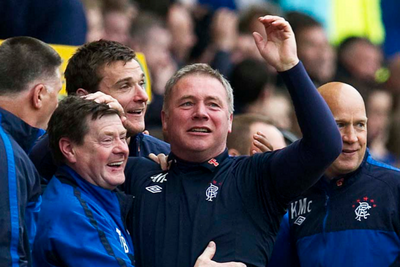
top-left (1, 0), bottom-right (400, 166)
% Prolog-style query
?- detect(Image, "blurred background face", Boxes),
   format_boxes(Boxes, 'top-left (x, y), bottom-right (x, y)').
top-left (297, 26), bottom-right (336, 84)
top-left (103, 11), bottom-right (131, 45)
top-left (367, 90), bottom-right (392, 141)
top-left (341, 41), bottom-right (383, 83)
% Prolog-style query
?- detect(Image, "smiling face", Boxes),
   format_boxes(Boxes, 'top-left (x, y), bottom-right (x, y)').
top-left (162, 74), bottom-right (233, 162)
top-left (70, 114), bottom-right (129, 190)
top-left (98, 59), bottom-right (148, 135)
top-left (319, 83), bottom-right (368, 178)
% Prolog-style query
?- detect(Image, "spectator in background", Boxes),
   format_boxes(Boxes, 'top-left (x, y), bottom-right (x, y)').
top-left (129, 12), bottom-right (178, 131)
top-left (233, 4), bottom-right (281, 64)
top-left (227, 113), bottom-right (286, 157)
top-left (367, 89), bottom-right (396, 166)
top-left (0, 37), bottom-right (62, 265)
top-left (167, 3), bottom-right (197, 67)
top-left (230, 58), bottom-right (273, 114)
top-left (269, 82), bottom-right (400, 267)
top-left (81, 0), bottom-right (105, 42)
top-left (286, 11), bottom-right (336, 87)
top-left (229, 58), bottom-right (296, 137)
top-left (335, 36), bottom-right (384, 99)
top-left (103, 0), bottom-right (137, 45)
top-left (0, 0), bottom-right (86, 45)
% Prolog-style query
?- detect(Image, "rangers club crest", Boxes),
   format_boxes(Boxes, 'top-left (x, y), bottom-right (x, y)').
top-left (206, 183), bottom-right (219, 201)
top-left (352, 196), bottom-right (376, 221)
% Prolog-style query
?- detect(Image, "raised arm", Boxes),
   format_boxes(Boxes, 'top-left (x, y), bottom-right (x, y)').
top-left (253, 16), bottom-right (342, 199)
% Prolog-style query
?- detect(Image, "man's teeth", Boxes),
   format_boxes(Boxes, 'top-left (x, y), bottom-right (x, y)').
top-left (128, 110), bottom-right (142, 114)
top-left (190, 128), bottom-right (209, 133)
top-left (108, 161), bottom-right (124, 167)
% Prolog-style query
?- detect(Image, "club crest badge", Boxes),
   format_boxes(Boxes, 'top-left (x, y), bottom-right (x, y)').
top-left (352, 196), bottom-right (376, 221)
top-left (206, 183), bottom-right (219, 201)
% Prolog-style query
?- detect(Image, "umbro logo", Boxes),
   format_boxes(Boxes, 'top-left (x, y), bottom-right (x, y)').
top-left (150, 173), bottom-right (168, 183)
top-left (294, 216), bottom-right (306, 226)
top-left (146, 185), bottom-right (162, 193)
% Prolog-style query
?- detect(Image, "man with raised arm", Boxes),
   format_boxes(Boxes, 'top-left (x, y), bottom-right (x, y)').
top-left (123, 15), bottom-right (342, 267)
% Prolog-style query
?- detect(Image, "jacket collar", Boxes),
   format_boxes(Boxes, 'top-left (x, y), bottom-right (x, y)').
top-left (0, 107), bottom-right (45, 153)
top-left (169, 149), bottom-right (229, 173)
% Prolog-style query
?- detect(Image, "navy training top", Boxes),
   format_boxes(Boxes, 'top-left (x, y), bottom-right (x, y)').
top-left (123, 62), bottom-right (342, 267)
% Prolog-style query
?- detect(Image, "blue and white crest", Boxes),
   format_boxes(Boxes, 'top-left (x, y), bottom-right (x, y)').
top-left (205, 183), bottom-right (219, 201)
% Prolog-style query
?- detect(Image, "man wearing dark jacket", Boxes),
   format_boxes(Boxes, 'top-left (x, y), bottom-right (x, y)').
top-left (269, 82), bottom-right (400, 267)
top-left (0, 36), bottom-right (62, 266)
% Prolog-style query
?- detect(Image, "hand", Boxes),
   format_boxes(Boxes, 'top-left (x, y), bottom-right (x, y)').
top-left (253, 15), bottom-right (299, 72)
top-left (250, 131), bottom-right (274, 155)
top-left (81, 92), bottom-right (127, 123)
top-left (149, 153), bottom-right (171, 171)
top-left (194, 242), bottom-right (246, 267)
top-left (211, 8), bottom-right (238, 52)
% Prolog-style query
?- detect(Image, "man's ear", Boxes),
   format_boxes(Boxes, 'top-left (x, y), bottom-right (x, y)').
top-left (76, 88), bottom-right (89, 96)
top-left (228, 113), bottom-right (233, 134)
top-left (161, 110), bottom-right (168, 132)
top-left (31, 84), bottom-right (46, 109)
top-left (59, 137), bottom-right (77, 163)
top-left (228, 148), bottom-right (240, 156)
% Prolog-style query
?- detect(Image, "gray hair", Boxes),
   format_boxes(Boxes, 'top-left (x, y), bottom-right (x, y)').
top-left (162, 63), bottom-right (234, 114)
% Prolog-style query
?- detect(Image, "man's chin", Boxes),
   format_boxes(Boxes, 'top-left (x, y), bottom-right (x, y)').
top-left (124, 121), bottom-right (145, 137)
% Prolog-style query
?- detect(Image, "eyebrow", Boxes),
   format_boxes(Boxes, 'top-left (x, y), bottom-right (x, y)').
top-left (115, 73), bottom-right (145, 86)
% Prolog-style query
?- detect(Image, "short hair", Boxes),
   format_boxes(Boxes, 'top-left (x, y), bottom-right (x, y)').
top-left (163, 63), bottom-right (234, 114)
top-left (65, 40), bottom-right (136, 95)
top-left (230, 58), bottom-right (271, 113)
top-left (48, 96), bottom-right (119, 163)
top-left (0, 36), bottom-right (62, 96)
top-left (227, 113), bottom-right (274, 155)
top-left (285, 11), bottom-right (322, 36)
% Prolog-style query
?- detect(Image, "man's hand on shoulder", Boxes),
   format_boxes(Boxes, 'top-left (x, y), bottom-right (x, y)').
top-left (194, 242), bottom-right (246, 267)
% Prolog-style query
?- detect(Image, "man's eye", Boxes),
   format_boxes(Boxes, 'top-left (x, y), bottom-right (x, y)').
top-left (357, 122), bottom-right (366, 128)
top-left (120, 84), bottom-right (130, 90)
top-left (139, 81), bottom-right (146, 89)
top-left (181, 102), bottom-right (193, 107)
top-left (209, 103), bottom-right (219, 108)
top-left (336, 122), bottom-right (344, 128)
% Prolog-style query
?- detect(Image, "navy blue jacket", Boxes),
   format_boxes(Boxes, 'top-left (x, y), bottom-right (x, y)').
top-left (123, 62), bottom-right (342, 267)
top-left (0, 107), bottom-right (43, 266)
top-left (269, 150), bottom-right (400, 267)
top-left (33, 165), bottom-right (135, 266)
top-left (29, 132), bottom-right (170, 183)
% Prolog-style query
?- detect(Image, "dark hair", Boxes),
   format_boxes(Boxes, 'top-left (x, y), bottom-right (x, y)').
top-left (48, 96), bottom-right (119, 163)
top-left (229, 58), bottom-right (271, 113)
top-left (65, 39), bottom-right (136, 95)
top-left (0, 36), bottom-right (61, 95)
top-left (285, 11), bottom-right (322, 36)
top-left (227, 113), bottom-right (274, 155)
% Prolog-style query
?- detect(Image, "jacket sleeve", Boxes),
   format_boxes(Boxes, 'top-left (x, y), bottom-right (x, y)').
top-left (264, 62), bottom-right (342, 201)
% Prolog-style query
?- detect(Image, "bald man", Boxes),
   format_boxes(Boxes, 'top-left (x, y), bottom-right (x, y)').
top-left (268, 82), bottom-right (400, 267)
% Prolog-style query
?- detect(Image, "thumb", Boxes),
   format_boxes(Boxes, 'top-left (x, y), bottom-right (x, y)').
top-left (201, 241), bottom-right (216, 260)
top-left (252, 32), bottom-right (264, 47)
